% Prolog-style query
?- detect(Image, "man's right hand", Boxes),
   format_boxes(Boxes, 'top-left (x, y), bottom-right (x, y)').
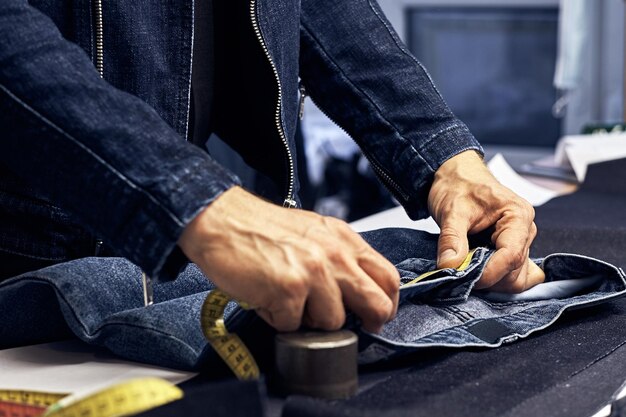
top-left (178, 186), bottom-right (399, 333)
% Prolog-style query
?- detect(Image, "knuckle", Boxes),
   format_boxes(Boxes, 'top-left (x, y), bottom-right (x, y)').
top-left (325, 244), bottom-right (346, 265)
top-left (283, 275), bottom-right (309, 300)
top-left (507, 250), bottom-right (526, 271)
top-left (323, 216), bottom-right (348, 231)
top-left (303, 255), bottom-right (325, 277)
top-left (369, 298), bottom-right (392, 324)
top-left (440, 225), bottom-right (463, 240)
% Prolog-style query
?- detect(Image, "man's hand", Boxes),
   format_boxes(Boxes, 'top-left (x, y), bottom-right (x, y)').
top-left (178, 186), bottom-right (399, 333)
top-left (428, 150), bottom-right (545, 292)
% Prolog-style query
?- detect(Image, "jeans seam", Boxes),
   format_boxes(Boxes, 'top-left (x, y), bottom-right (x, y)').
top-left (0, 83), bottom-right (185, 229)
top-left (89, 321), bottom-right (201, 357)
top-left (300, 23), bottom-right (435, 173)
top-left (0, 276), bottom-right (201, 357)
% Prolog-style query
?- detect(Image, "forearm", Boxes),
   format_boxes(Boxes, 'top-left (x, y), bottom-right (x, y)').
top-left (299, 0), bottom-right (483, 219)
top-left (0, 1), bottom-right (240, 280)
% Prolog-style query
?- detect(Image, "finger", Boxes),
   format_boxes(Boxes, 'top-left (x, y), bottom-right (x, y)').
top-left (255, 296), bottom-right (306, 332)
top-left (358, 250), bottom-right (400, 320)
top-left (479, 221), bottom-right (529, 288)
top-left (303, 268), bottom-right (346, 331)
top-left (437, 215), bottom-right (471, 269)
top-left (482, 258), bottom-right (546, 293)
top-left (525, 259), bottom-right (545, 289)
top-left (481, 251), bottom-right (529, 292)
top-left (337, 229), bottom-right (400, 319)
top-left (338, 260), bottom-right (395, 334)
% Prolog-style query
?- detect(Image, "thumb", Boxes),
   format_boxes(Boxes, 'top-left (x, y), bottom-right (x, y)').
top-left (437, 217), bottom-right (470, 269)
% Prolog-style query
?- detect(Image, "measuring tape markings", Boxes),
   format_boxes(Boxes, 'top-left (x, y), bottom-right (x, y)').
top-left (0, 391), bottom-right (67, 408)
top-left (42, 377), bottom-right (182, 417)
top-left (0, 378), bottom-right (181, 417)
top-left (0, 400), bottom-right (47, 417)
top-left (200, 289), bottom-right (260, 380)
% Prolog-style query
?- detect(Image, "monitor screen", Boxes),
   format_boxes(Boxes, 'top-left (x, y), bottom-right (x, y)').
top-left (407, 7), bottom-right (560, 147)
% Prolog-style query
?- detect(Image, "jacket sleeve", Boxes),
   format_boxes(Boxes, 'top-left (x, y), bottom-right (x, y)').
top-left (299, 0), bottom-right (484, 220)
top-left (0, 1), bottom-right (240, 281)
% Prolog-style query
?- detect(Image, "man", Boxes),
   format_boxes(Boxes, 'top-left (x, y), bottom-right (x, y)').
top-left (0, 0), bottom-right (543, 335)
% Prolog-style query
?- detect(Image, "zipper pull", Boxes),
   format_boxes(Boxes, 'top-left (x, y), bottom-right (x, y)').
top-left (283, 198), bottom-right (298, 209)
top-left (298, 82), bottom-right (307, 120)
top-left (95, 238), bottom-right (104, 256)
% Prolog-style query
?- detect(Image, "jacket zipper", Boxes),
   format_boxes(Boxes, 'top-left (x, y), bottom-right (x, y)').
top-left (92, 0), bottom-right (105, 253)
top-left (298, 82), bottom-right (307, 120)
top-left (301, 84), bottom-right (411, 203)
top-left (93, 0), bottom-right (104, 77)
top-left (249, 0), bottom-right (297, 209)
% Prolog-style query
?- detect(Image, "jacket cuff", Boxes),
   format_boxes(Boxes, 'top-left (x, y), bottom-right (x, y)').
top-left (118, 160), bottom-right (241, 283)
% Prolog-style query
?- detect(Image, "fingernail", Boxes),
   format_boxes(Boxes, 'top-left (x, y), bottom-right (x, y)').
top-left (439, 249), bottom-right (457, 263)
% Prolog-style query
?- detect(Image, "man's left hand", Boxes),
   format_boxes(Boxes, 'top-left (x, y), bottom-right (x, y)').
top-left (428, 150), bottom-right (545, 293)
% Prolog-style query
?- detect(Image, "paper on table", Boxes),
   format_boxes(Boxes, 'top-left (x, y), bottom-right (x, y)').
top-left (487, 153), bottom-right (559, 206)
top-left (350, 153), bottom-right (558, 232)
top-left (555, 133), bottom-right (626, 182)
top-left (349, 206), bottom-right (440, 233)
top-left (0, 341), bottom-right (196, 398)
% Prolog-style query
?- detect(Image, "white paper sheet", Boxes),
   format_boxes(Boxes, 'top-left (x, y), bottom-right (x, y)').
top-left (0, 341), bottom-right (196, 397)
top-left (555, 133), bottom-right (626, 182)
top-left (349, 206), bottom-right (440, 233)
top-left (487, 153), bottom-right (559, 206)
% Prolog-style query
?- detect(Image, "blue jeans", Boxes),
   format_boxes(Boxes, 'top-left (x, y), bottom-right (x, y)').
top-left (1, 228), bottom-right (624, 371)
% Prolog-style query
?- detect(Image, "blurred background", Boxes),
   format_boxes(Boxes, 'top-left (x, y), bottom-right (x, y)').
top-left (210, 0), bottom-right (625, 222)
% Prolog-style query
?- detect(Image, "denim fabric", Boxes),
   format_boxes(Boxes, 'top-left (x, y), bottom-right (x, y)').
top-left (283, 297), bottom-right (626, 417)
top-left (1, 228), bottom-right (624, 373)
top-left (356, 228), bottom-right (626, 363)
top-left (0, 0), bottom-right (481, 282)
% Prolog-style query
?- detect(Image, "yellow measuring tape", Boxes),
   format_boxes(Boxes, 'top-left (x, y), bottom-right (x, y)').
top-left (200, 289), bottom-right (260, 380)
top-left (43, 378), bottom-right (182, 417)
top-left (403, 249), bottom-right (478, 286)
top-left (0, 378), bottom-right (182, 417)
top-left (0, 391), bottom-right (66, 408)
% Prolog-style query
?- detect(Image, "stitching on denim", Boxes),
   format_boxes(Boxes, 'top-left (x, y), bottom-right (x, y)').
top-left (422, 124), bottom-right (467, 149)
top-left (300, 23), bottom-right (433, 173)
top-left (0, 246), bottom-right (67, 261)
top-left (0, 83), bottom-right (185, 228)
top-left (183, 1), bottom-right (194, 141)
top-left (0, 275), bottom-right (201, 357)
top-left (366, 0), bottom-right (446, 102)
top-left (89, 321), bottom-right (201, 357)
top-left (370, 287), bottom-right (626, 350)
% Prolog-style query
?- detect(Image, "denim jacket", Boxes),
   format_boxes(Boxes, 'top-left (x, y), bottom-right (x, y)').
top-left (0, 0), bottom-right (482, 281)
